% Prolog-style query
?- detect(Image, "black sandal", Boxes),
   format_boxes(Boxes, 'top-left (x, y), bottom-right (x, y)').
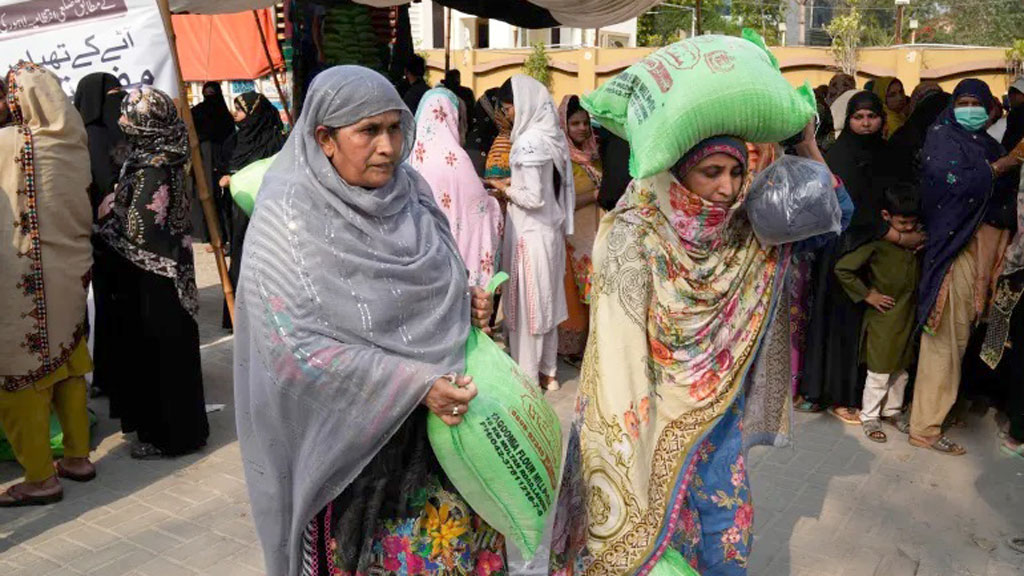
top-left (130, 442), bottom-right (166, 460)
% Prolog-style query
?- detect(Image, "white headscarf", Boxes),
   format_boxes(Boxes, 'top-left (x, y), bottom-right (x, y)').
top-left (508, 74), bottom-right (575, 235)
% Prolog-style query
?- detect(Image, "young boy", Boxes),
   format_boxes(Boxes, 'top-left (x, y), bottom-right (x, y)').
top-left (834, 186), bottom-right (922, 443)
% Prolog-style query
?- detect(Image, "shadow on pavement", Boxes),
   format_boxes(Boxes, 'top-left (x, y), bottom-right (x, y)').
top-left (0, 284), bottom-right (240, 555)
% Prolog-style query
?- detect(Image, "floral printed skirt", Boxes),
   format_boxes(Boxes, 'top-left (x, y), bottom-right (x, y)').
top-left (302, 409), bottom-right (507, 576)
top-left (671, 396), bottom-right (752, 575)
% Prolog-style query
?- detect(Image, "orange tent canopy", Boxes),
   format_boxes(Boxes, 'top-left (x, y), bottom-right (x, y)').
top-left (172, 9), bottom-right (283, 82)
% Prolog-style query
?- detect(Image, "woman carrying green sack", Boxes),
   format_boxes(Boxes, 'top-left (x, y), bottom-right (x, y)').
top-left (550, 35), bottom-right (849, 575)
top-left (233, 66), bottom-right (503, 576)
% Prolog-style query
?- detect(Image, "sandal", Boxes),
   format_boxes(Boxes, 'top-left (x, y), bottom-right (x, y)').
top-left (0, 484), bottom-right (63, 508)
top-left (909, 434), bottom-right (967, 456)
top-left (882, 414), bottom-right (911, 434)
top-left (862, 419), bottom-right (887, 443)
top-left (1009, 537), bottom-right (1024, 554)
top-left (829, 406), bottom-right (861, 425)
top-left (130, 442), bottom-right (166, 461)
top-left (55, 460), bottom-right (96, 483)
top-left (794, 397), bottom-right (823, 413)
top-left (1000, 440), bottom-right (1024, 461)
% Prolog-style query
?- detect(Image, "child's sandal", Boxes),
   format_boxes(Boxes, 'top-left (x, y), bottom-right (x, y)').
top-left (863, 419), bottom-right (887, 443)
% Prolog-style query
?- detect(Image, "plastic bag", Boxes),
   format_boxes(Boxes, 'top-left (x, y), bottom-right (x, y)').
top-left (745, 155), bottom-right (841, 246)
top-left (582, 29), bottom-right (816, 180)
top-left (649, 549), bottom-right (700, 576)
top-left (427, 273), bottom-right (563, 558)
top-left (229, 154), bottom-right (278, 217)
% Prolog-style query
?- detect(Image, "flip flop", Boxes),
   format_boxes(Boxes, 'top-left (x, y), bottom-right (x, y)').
top-left (1000, 441), bottom-right (1024, 461)
top-left (0, 484), bottom-right (63, 508)
top-left (55, 461), bottom-right (96, 483)
top-left (882, 414), bottom-right (911, 434)
top-left (1008, 537), bottom-right (1024, 554)
top-left (909, 434), bottom-right (967, 456)
top-left (794, 397), bottom-right (823, 413)
top-left (829, 406), bottom-right (861, 425)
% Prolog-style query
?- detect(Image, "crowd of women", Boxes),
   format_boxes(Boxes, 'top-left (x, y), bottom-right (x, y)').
top-left (0, 63), bottom-right (285, 505)
top-left (2, 55), bottom-right (1022, 575)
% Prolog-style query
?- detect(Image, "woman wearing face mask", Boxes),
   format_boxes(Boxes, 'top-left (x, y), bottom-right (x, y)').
top-left (551, 120), bottom-right (849, 573)
top-left (487, 75), bottom-right (574, 392)
top-left (873, 77), bottom-right (909, 139)
top-left (556, 95), bottom-right (602, 363)
top-left (234, 66), bottom-right (501, 576)
top-left (800, 91), bottom-right (925, 419)
top-left (910, 79), bottom-right (1019, 455)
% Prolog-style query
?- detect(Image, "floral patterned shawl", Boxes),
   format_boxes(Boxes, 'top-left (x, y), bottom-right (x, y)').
top-left (97, 86), bottom-right (198, 318)
top-left (550, 155), bottom-right (788, 575)
top-left (0, 62), bottom-right (92, 391)
top-left (410, 88), bottom-right (502, 288)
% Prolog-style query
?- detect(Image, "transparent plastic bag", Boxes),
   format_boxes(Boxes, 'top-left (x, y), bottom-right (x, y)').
top-left (745, 155), bottom-right (841, 246)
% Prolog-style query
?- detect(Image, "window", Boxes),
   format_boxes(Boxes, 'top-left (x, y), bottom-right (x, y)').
top-left (551, 27), bottom-right (561, 46)
top-left (432, 3), bottom-right (445, 49)
top-left (477, 18), bottom-right (489, 49)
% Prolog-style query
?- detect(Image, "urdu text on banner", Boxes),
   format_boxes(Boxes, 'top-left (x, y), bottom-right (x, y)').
top-left (0, 0), bottom-right (178, 97)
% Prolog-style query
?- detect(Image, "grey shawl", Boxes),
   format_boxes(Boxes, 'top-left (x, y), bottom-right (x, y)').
top-left (233, 66), bottom-right (470, 576)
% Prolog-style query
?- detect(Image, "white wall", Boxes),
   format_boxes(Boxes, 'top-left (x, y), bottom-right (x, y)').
top-left (409, 1), bottom-right (637, 50)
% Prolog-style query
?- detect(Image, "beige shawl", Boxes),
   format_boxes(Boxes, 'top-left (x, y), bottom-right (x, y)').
top-left (0, 63), bottom-right (92, 391)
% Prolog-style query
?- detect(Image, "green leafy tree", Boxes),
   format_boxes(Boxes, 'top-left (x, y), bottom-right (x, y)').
top-left (638, 0), bottom-right (787, 47)
top-left (523, 42), bottom-right (552, 89)
top-left (826, 0), bottom-right (863, 75)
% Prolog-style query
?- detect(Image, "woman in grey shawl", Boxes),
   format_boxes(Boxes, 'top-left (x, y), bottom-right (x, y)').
top-left (234, 66), bottom-right (506, 576)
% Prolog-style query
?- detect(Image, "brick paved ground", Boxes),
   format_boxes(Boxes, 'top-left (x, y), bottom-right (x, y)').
top-left (2, 248), bottom-right (1022, 576)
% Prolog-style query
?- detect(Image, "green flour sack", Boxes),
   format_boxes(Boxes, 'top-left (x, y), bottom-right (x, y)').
top-left (649, 549), bottom-right (700, 576)
top-left (229, 153), bottom-right (278, 217)
top-left (582, 29), bottom-right (816, 179)
top-left (427, 272), bottom-right (562, 558)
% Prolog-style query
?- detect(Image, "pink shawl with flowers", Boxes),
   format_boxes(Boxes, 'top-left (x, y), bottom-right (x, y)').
top-left (410, 89), bottom-right (502, 288)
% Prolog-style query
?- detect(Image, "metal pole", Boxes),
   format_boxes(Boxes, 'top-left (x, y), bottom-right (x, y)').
top-left (252, 9), bottom-right (293, 125)
top-left (894, 4), bottom-right (905, 44)
top-left (157, 0), bottom-right (235, 324)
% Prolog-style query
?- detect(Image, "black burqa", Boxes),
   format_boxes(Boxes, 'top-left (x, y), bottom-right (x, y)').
top-left (464, 88), bottom-right (500, 177)
top-left (596, 126), bottom-right (632, 211)
top-left (190, 82), bottom-right (236, 243)
top-left (886, 90), bottom-right (950, 187)
top-left (222, 92), bottom-right (287, 329)
top-left (74, 72), bottom-right (125, 397)
top-left (802, 91), bottom-right (891, 408)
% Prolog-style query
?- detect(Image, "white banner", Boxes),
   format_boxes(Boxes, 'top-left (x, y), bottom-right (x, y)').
top-left (0, 0), bottom-right (177, 97)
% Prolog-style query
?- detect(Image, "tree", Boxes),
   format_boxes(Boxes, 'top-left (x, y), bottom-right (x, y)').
top-left (523, 42), bottom-right (552, 89)
top-left (827, 0), bottom-right (863, 75)
top-left (637, 0), bottom-right (787, 47)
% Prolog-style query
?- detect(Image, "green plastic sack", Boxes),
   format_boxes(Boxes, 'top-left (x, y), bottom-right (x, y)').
top-left (650, 549), bottom-right (700, 576)
top-left (0, 410), bottom-right (98, 461)
top-left (229, 154), bottom-right (278, 217)
top-left (582, 29), bottom-right (816, 179)
top-left (427, 272), bottom-right (563, 558)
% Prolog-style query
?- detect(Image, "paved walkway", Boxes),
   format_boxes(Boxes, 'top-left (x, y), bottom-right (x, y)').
top-left (2, 249), bottom-right (1022, 576)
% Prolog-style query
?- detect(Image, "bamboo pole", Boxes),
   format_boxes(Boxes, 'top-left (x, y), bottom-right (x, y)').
top-left (252, 9), bottom-right (293, 125)
top-left (157, 0), bottom-right (235, 325)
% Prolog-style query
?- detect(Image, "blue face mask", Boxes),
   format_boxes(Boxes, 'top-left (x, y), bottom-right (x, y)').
top-left (954, 106), bottom-right (989, 132)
